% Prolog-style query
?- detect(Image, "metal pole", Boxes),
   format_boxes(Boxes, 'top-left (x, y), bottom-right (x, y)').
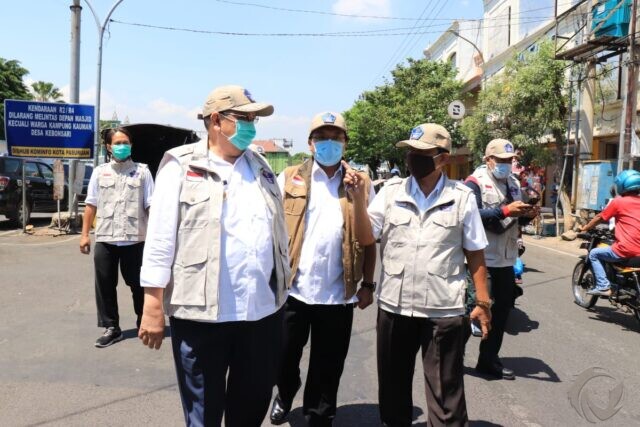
top-left (22, 162), bottom-right (27, 233)
top-left (69, 0), bottom-right (82, 223)
top-left (85, 0), bottom-right (125, 167)
top-left (571, 69), bottom-right (583, 206)
top-left (623, 0), bottom-right (638, 170)
top-left (556, 69), bottom-right (574, 237)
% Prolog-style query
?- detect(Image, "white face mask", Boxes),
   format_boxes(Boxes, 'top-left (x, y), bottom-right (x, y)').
top-left (491, 163), bottom-right (511, 180)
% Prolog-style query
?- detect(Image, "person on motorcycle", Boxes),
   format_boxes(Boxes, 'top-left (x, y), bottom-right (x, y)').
top-left (580, 169), bottom-right (640, 296)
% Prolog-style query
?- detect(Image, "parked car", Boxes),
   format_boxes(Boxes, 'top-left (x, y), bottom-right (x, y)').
top-left (0, 156), bottom-right (68, 225)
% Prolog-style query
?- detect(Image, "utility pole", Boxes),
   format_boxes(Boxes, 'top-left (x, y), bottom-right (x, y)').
top-left (69, 0), bottom-right (82, 227)
top-left (623, 0), bottom-right (638, 170)
top-left (85, 0), bottom-right (125, 167)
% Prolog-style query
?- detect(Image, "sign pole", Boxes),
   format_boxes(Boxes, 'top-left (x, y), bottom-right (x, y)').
top-left (53, 159), bottom-right (65, 231)
top-left (68, 0), bottom-right (82, 228)
top-left (21, 162), bottom-right (27, 233)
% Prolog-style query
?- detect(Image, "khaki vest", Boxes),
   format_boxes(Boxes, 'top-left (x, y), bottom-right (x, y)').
top-left (95, 159), bottom-right (148, 243)
top-left (160, 141), bottom-right (290, 321)
top-left (379, 176), bottom-right (471, 315)
top-left (471, 165), bottom-right (522, 268)
top-left (282, 160), bottom-right (370, 300)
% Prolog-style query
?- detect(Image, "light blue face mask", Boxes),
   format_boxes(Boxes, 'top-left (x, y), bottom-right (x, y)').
top-left (313, 140), bottom-right (344, 167)
top-left (112, 144), bottom-right (131, 161)
top-left (492, 163), bottom-right (511, 180)
top-left (224, 118), bottom-right (256, 151)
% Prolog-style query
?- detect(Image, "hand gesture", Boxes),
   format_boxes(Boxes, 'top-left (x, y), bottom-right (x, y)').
top-left (356, 286), bottom-right (374, 310)
top-left (342, 160), bottom-right (366, 202)
top-left (523, 205), bottom-right (540, 219)
top-left (470, 306), bottom-right (492, 340)
top-left (79, 235), bottom-right (91, 254)
top-left (506, 201), bottom-right (533, 217)
top-left (138, 305), bottom-right (166, 350)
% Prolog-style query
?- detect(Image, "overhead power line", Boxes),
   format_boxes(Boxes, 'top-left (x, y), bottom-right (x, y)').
top-left (212, 0), bottom-right (577, 21)
top-left (109, 17), bottom-right (552, 37)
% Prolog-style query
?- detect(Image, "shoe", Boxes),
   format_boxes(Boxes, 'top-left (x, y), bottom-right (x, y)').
top-left (475, 362), bottom-right (515, 380)
top-left (586, 288), bottom-right (612, 297)
top-left (270, 394), bottom-right (292, 425)
top-left (95, 327), bottom-right (123, 348)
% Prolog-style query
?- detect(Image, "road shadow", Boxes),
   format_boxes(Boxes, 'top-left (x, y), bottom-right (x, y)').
top-left (505, 307), bottom-right (539, 335)
top-left (502, 356), bottom-right (560, 382)
top-left (470, 422), bottom-right (503, 426)
top-left (121, 326), bottom-right (171, 340)
top-left (588, 304), bottom-right (640, 333)
top-left (465, 356), bottom-right (560, 383)
top-left (523, 266), bottom-right (543, 273)
top-left (284, 403), bottom-right (424, 426)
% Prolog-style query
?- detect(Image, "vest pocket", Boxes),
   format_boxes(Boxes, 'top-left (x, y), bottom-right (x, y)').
top-left (171, 263), bottom-right (207, 306)
top-left (171, 231), bottom-right (208, 306)
top-left (425, 278), bottom-right (465, 309)
top-left (126, 177), bottom-right (141, 201)
top-left (125, 203), bottom-right (141, 235)
top-left (379, 260), bottom-right (404, 305)
top-left (284, 193), bottom-right (306, 216)
top-left (95, 204), bottom-right (115, 237)
top-left (430, 212), bottom-right (459, 245)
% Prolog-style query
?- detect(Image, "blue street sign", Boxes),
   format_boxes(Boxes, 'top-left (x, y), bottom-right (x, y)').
top-left (4, 99), bottom-right (95, 159)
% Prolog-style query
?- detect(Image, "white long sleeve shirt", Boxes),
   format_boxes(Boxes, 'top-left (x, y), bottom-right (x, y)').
top-left (277, 161), bottom-right (375, 305)
top-left (140, 150), bottom-right (277, 322)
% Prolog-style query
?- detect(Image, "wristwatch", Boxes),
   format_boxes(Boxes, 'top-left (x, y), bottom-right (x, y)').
top-left (476, 300), bottom-right (493, 309)
top-left (361, 281), bottom-right (376, 292)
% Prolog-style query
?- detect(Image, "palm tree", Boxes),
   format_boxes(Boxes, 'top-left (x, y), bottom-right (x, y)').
top-left (31, 81), bottom-right (63, 102)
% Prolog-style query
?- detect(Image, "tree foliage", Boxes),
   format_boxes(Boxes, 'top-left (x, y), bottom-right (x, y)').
top-left (460, 40), bottom-right (569, 166)
top-left (344, 58), bottom-right (464, 172)
top-left (0, 58), bottom-right (32, 140)
top-left (290, 151), bottom-right (310, 165)
top-left (461, 40), bottom-right (576, 227)
top-left (31, 81), bottom-right (63, 102)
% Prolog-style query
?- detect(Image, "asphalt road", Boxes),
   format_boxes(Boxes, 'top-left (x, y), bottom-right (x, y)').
top-left (1, 227), bottom-right (639, 426)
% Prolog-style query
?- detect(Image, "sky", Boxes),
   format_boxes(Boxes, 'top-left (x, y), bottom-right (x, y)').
top-left (2, 0), bottom-right (485, 154)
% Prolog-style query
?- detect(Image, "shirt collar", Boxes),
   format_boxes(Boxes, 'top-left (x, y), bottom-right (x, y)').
top-left (311, 159), bottom-right (343, 180)
top-left (409, 172), bottom-right (445, 200)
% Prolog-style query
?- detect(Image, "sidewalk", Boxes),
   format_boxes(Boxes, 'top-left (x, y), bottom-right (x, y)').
top-left (522, 233), bottom-right (585, 258)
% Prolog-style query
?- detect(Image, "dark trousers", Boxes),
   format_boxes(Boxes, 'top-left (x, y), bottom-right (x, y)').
top-left (170, 308), bottom-right (283, 427)
top-left (478, 266), bottom-right (515, 366)
top-left (377, 308), bottom-right (469, 427)
top-left (94, 242), bottom-right (144, 329)
top-left (276, 296), bottom-right (354, 425)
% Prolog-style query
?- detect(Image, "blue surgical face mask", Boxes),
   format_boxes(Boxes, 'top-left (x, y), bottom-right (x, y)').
top-left (111, 144), bottom-right (131, 161)
top-left (224, 118), bottom-right (256, 151)
top-left (313, 140), bottom-right (344, 167)
top-left (492, 163), bottom-right (511, 180)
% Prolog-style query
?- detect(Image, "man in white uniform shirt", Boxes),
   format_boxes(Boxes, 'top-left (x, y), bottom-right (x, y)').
top-left (138, 85), bottom-right (290, 426)
top-left (269, 112), bottom-right (376, 426)
top-left (80, 127), bottom-right (154, 348)
top-left (345, 123), bottom-right (492, 427)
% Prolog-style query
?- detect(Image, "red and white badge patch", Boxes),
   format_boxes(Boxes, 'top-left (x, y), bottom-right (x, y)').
top-left (292, 175), bottom-right (305, 187)
top-left (186, 169), bottom-right (204, 181)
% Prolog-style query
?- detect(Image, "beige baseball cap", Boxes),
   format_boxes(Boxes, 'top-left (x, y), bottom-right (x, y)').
top-left (201, 85), bottom-right (274, 117)
top-left (309, 112), bottom-right (347, 135)
top-left (484, 138), bottom-right (517, 159)
top-left (396, 123), bottom-right (451, 152)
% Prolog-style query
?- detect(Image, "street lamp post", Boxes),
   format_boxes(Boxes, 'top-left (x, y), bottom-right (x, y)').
top-left (84, 0), bottom-right (124, 167)
top-left (447, 29), bottom-right (485, 68)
